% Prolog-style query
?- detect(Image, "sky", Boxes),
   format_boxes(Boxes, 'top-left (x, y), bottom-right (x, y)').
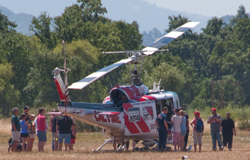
top-left (0, 0), bottom-right (250, 18)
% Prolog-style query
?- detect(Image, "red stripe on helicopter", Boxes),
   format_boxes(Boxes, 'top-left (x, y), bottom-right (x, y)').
top-left (142, 95), bottom-right (157, 101)
top-left (123, 103), bottom-right (140, 134)
top-left (124, 103), bottom-right (150, 133)
top-left (54, 78), bottom-right (66, 101)
top-left (145, 106), bottom-right (153, 117)
top-left (120, 87), bottom-right (135, 100)
top-left (130, 86), bottom-right (141, 96)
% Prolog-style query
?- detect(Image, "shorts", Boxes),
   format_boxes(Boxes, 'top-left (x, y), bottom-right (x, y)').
top-left (172, 132), bottom-right (181, 145)
top-left (37, 131), bottom-right (47, 142)
top-left (53, 132), bottom-right (59, 141)
top-left (193, 131), bottom-right (202, 144)
top-left (21, 133), bottom-right (29, 138)
top-left (29, 133), bottom-right (36, 139)
top-left (181, 130), bottom-right (187, 136)
top-left (71, 138), bottom-right (75, 144)
top-left (12, 131), bottom-right (20, 143)
top-left (59, 134), bottom-right (71, 144)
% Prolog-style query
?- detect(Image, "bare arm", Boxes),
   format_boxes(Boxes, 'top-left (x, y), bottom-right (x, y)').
top-left (155, 121), bottom-right (159, 128)
top-left (12, 123), bottom-right (17, 132)
top-left (233, 123), bottom-right (236, 136)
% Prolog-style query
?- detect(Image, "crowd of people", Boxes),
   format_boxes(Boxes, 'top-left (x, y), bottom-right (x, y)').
top-left (10, 106), bottom-right (76, 152)
top-left (156, 107), bottom-right (236, 152)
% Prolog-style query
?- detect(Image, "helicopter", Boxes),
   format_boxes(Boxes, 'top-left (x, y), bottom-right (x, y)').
top-left (52, 21), bottom-right (199, 151)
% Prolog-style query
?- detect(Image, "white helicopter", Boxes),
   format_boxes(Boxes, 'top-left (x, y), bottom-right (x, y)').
top-left (51, 22), bottom-right (199, 151)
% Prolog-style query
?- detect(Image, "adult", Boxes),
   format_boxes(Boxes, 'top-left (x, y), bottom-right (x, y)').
top-left (190, 111), bottom-right (204, 152)
top-left (52, 109), bottom-right (60, 151)
top-left (57, 114), bottom-right (73, 151)
top-left (20, 114), bottom-right (29, 151)
top-left (171, 108), bottom-right (181, 151)
top-left (36, 107), bottom-right (47, 151)
top-left (180, 110), bottom-right (187, 151)
top-left (155, 107), bottom-right (168, 151)
top-left (165, 104), bottom-right (173, 129)
top-left (221, 112), bottom-right (236, 151)
top-left (19, 106), bottom-right (30, 120)
top-left (50, 109), bottom-right (55, 151)
top-left (179, 107), bottom-right (189, 150)
top-left (11, 107), bottom-right (20, 152)
top-left (207, 108), bottom-right (223, 151)
top-left (27, 114), bottom-right (36, 151)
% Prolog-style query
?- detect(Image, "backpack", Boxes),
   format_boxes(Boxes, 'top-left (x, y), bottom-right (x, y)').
top-left (196, 118), bottom-right (204, 133)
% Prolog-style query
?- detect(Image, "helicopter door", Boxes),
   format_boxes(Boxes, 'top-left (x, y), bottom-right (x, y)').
top-left (123, 101), bottom-right (156, 136)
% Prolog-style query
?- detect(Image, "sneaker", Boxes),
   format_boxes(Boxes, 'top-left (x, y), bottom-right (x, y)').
top-left (187, 145), bottom-right (192, 152)
top-left (219, 146), bottom-right (224, 151)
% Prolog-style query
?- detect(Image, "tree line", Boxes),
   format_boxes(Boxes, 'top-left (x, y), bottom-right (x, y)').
top-left (0, 0), bottom-right (250, 116)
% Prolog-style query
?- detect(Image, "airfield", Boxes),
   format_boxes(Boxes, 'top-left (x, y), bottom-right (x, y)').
top-left (0, 120), bottom-right (250, 160)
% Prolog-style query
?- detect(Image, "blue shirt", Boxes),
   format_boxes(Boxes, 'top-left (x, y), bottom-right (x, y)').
top-left (156, 113), bottom-right (167, 129)
top-left (20, 120), bottom-right (28, 133)
top-left (180, 117), bottom-right (187, 131)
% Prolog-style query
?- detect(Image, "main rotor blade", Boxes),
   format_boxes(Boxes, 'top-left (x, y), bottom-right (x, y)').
top-left (143, 21), bottom-right (200, 56)
top-left (68, 58), bottom-right (132, 90)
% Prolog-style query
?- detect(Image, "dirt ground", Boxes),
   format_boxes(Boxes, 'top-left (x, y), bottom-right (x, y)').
top-left (1, 119), bottom-right (250, 160)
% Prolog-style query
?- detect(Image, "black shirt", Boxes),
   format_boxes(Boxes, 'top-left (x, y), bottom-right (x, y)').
top-left (52, 115), bottom-right (59, 132)
top-left (57, 116), bottom-right (73, 134)
top-left (221, 118), bottom-right (235, 134)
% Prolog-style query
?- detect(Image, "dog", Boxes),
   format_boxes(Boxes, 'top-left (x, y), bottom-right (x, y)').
top-left (8, 138), bottom-right (23, 152)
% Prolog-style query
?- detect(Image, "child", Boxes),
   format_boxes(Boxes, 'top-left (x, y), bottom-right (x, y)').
top-left (20, 114), bottom-right (29, 151)
top-left (27, 114), bottom-right (35, 151)
top-left (180, 110), bottom-right (187, 151)
top-left (69, 122), bottom-right (76, 150)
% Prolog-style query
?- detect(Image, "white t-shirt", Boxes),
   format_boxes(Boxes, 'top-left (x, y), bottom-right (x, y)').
top-left (171, 115), bottom-right (181, 132)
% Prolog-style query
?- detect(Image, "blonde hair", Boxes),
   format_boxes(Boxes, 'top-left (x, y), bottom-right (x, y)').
top-left (179, 110), bottom-right (186, 115)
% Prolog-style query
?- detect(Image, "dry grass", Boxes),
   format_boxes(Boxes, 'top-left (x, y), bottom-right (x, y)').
top-left (0, 129), bottom-right (250, 160)
top-left (0, 118), bottom-right (12, 136)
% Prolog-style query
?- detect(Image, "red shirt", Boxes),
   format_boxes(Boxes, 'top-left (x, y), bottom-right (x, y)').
top-left (37, 114), bottom-right (46, 131)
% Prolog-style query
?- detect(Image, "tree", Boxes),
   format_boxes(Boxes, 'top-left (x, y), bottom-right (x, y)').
top-left (230, 5), bottom-right (249, 26)
top-left (29, 12), bottom-right (57, 49)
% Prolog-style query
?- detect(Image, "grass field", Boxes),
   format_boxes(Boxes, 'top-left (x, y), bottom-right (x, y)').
top-left (1, 119), bottom-right (250, 160)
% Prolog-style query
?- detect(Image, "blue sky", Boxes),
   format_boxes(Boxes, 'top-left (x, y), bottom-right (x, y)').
top-left (1, 0), bottom-right (250, 17)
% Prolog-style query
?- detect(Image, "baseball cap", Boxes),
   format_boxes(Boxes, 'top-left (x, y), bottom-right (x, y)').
top-left (194, 111), bottom-right (200, 117)
top-left (211, 108), bottom-right (216, 112)
top-left (24, 106), bottom-right (29, 110)
top-left (30, 114), bottom-right (35, 117)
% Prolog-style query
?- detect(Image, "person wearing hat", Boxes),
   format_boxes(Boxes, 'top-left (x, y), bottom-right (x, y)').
top-left (190, 111), bottom-right (204, 152)
top-left (220, 112), bottom-right (236, 151)
top-left (155, 107), bottom-right (169, 151)
top-left (27, 114), bottom-right (36, 151)
top-left (19, 106), bottom-right (30, 121)
top-left (207, 108), bottom-right (223, 151)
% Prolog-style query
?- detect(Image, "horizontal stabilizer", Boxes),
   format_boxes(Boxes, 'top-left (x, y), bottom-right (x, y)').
top-left (143, 21), bottom-right (200, 56)
top-left (68, 58), bottom-right (132, 90)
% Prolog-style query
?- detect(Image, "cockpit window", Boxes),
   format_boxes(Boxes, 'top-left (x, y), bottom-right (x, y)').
top-left (110, 89), bottom-right (129, 105)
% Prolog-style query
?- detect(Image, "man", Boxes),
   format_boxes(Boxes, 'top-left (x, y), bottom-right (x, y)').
top-left (155, 107), bottom-right (168, 151)
top-left (36, 107), bottom-right (47, 151)
top-left (221, 112), bottom-right (236, 151)
top-left (171, 108), bottom-right (182, 151)
top-left (57, 114), bottom-right (73, 151)
top-left (50, 109), bottom-right (55, 151)
top-left (11, 107), bottom-right (20, 152)
top-left (52, 109), bottom-right (60, 151)
top-left (179, 107), bottom-right (189, 150)
top-left (19, 106), bottom-right (30, 120)
top-left (207, 108), bottom-right (223, 151)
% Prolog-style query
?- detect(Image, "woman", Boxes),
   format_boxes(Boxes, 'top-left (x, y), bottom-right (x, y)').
top-left (180, 110), bottom-right (187, 151)
top-left (20, 114), bottom-right (29, 151)
top-left (27, 114), bottom-right (36, 151)
top-left (190, 111), bottom-right (204, 152)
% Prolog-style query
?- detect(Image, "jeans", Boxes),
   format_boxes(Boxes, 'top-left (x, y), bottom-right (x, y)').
top-left (211, 131), bottom-right (223, 150)
top-left (158, 128), bottom-right (167, 150)
top-left (52, 132), bottom-right (54, 150)
top-left (184, 129), bottom-right (189, 149)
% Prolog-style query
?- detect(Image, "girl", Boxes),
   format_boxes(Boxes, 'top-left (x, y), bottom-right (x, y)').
top-left (27, 114), bottom-right (36, 151)
top-left (69, 122), bottom-right (76, 150)
top-left (20, 114), bottom-right (29, 151)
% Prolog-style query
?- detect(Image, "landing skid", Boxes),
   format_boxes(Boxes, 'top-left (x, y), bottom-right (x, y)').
top-left (92, 139), bottom-right (113, 152)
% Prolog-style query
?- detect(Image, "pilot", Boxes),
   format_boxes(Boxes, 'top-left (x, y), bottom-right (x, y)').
top-left (155, 107), bottom-right (169, 151)
top-left (115, 94), bottom-right (128, 110)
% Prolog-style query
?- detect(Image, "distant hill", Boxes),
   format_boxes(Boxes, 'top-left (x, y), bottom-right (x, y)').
top-left (221, 13), bottom-right (250, 24)
top-left (0, 6), bottom-right (33, 35)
